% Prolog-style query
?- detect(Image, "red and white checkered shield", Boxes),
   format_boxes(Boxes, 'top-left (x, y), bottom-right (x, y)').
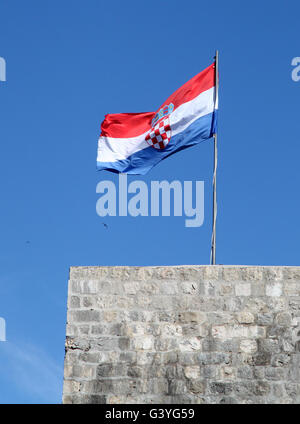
top-left (145, 116), bottom-right (171, 150)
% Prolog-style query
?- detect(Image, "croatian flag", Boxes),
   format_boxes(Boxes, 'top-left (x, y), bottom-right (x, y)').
top-left (97, 63), bottom-right (218, 175)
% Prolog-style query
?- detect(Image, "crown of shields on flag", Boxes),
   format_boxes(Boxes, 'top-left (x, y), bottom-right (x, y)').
top-left (145, 103), bottom-right (174, 150)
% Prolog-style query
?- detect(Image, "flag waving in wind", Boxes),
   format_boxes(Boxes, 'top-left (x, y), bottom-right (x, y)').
top-left (97, 62), bottom-right (218, 175)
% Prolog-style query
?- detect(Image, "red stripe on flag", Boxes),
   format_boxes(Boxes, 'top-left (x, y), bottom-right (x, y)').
top-left (100, 63), bottom-right (215, 139)
top-left (160, 63), bottom-right (215, 111)
top-left (100, 112), bottom-right (155, 138)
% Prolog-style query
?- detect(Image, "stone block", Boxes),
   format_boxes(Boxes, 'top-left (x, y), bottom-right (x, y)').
top-left (184, 366), bottom-right (201, 379)
top-left (235, 283), bottom-right (251, 297)
top-left (266, 282), bottom-right (282, 297)
top-left (178, 337), bottom-right (202, 352)
top-left (236, 311), bottom-right (255, 324)
top-left (209, 382), bottom-right (233, 395)
top-left (240, 339), bottom-right (258, 354)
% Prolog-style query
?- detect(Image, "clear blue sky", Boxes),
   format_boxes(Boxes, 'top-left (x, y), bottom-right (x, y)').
top-left (0, 0), bottom-right (299, 404)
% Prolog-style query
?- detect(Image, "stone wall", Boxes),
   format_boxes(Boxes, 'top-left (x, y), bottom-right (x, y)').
top-left (63, 266), bottom-right (300, 404)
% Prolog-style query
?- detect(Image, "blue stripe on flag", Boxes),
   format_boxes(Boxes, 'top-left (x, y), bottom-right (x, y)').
top-left (97, 111), bottom-right (216, 175)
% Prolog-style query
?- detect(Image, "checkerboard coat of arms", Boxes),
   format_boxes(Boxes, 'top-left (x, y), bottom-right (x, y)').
top-left (145, 103), bottom-right (174, 150)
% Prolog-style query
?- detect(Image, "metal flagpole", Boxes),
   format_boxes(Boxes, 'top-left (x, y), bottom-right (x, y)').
top-left (211, 50), bottom-right (219, 265)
